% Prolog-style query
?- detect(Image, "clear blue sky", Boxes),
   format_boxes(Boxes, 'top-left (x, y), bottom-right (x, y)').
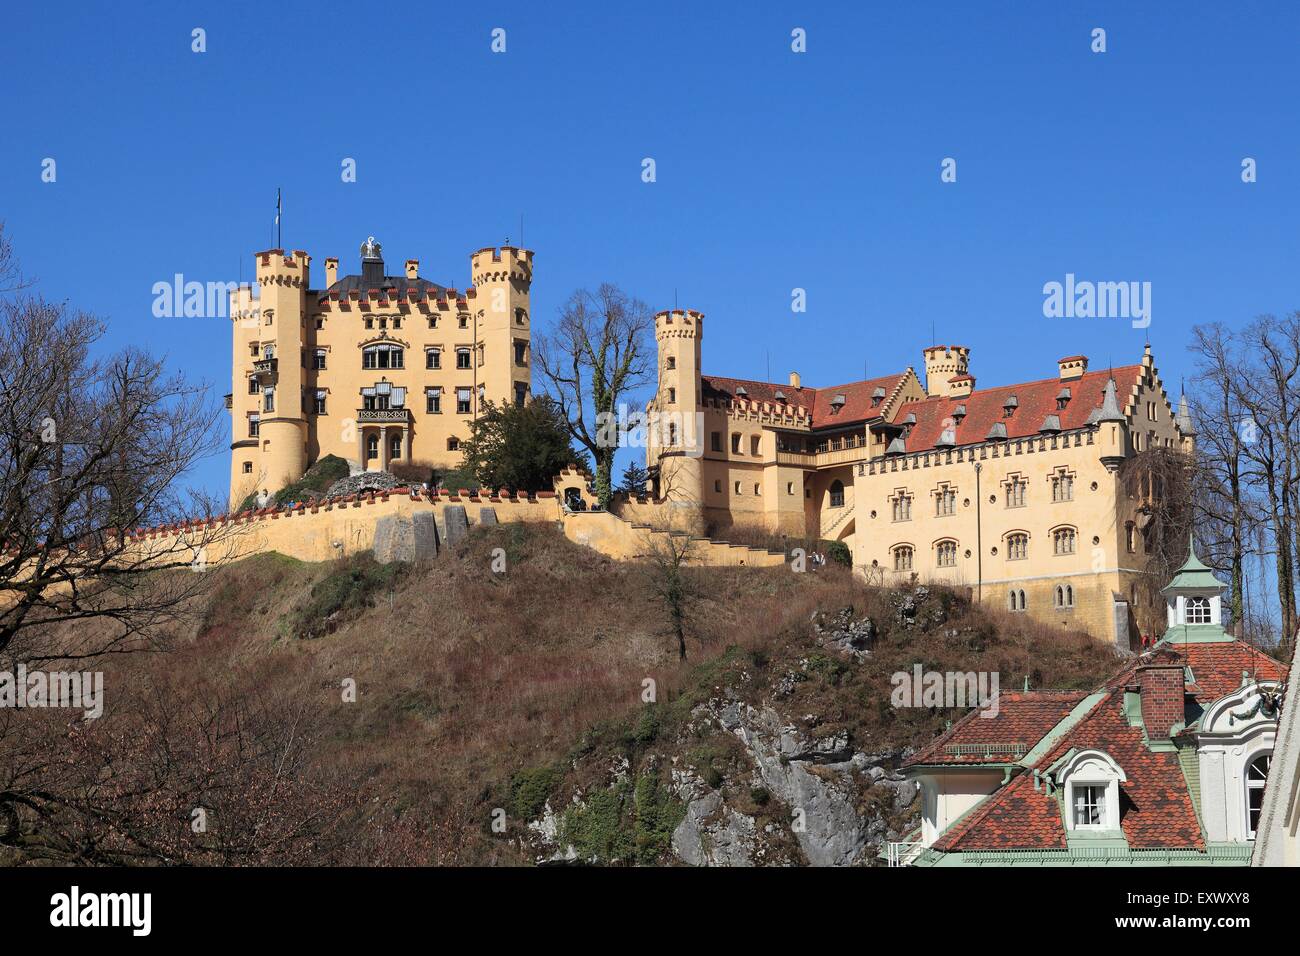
top-left (3, 0), bottom-right (1298, 501)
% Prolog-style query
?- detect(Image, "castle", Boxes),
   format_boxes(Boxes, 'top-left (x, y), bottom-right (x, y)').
top-left (227, 238), bottom-right (533, 507)
top-left (645, 309), bottom-right (1196, 647)
top-left (224, 237), bottom-right (1196, 650)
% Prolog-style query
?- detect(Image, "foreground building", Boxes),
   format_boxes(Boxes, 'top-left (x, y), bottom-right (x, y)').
top-left (646, 309), bottom-right (1196, 644)
top-left (1253, 637), bottom-right (1300, 866)
top-left (891, 543), bottom-right (1286, 866)
top-left (227, 238), bottom-right (533, 507)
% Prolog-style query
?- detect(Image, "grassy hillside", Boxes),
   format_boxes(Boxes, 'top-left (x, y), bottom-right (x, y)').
top-left (3, 524), bottom-right (1124, 866)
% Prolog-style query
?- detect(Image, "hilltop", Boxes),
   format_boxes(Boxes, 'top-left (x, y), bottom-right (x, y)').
top-left (3, 524), bottom-right (1123, 866)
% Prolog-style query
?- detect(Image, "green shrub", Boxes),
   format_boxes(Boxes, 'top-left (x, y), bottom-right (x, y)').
top-left (824, 539), bottom-right (852, 567)
top-left (279, 553), bottom-right (408, 640)
top-left (509, 765), bottom-right (561, 820)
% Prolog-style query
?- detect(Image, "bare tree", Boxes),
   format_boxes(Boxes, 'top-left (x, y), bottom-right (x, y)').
top-left (1120, 446), bottom-right (1196, 588)
top-left (534, 285), bottom-right (655, 507)
top-left (642, 531), bottom-right (698, 660)
top-left (1188, 323), bottom-right (1255, 628)
top-left (1188, 314), bottom-right (1300, 654)
top-left (0, 229), bottom-right (233, 666)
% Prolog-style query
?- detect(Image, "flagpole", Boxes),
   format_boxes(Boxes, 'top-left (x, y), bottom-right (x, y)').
top-left (276, 188), bottom-right (282, 249)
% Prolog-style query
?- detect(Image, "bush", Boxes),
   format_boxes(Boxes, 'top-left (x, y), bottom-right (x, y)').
top-left (509, 765), bottom-right (561, 820)
top-left (824, 540), bottom-right (851, 567)
top-left (239, 454), bottom-right (351, 512)
top-left (279, 553), bottom-right (408, 640)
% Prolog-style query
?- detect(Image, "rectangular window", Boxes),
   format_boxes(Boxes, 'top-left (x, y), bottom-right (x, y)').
top-left (1052, 474), bottom-right (1074, 502)
top-left (711, 432), bottom-right (722, 452)
top-left (248, 415), bottom-right (260, 438)
top-left (248, 376), bottom-right (259, 394)
top-left (426, 388), bottom-right (442, 414)
top-left (936, 487), bottom-right (956, 516)
top-left (892, 495), bottom-right (912, 522)
top-left (456, 387), bottom-right (472, 414)
top-left (456, 349), bottom-right (471, 370)
top-left (263, 387), bottom-right (275, 413)
top-left (514, 383), bottom-right (528, 408)
top-left (314, 390), bottom-right (327, 415)
top-left (731, 434), bottom-right (741, 454)
top-left (1006, 479), bottom-right (1026, 508)
top-left (1073, 785), bottom-right (1105, 827)
top-left (314, 349), bottom-right (327, 370)
top-left (426, 349), bottom-right (441, 370)
top-left (514, 340), bottom-right (527, 365)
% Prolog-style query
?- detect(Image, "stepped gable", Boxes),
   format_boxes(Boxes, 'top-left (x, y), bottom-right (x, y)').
top-left (700, 372), bottom-right (907, 428)
top-left (888, 365), bottom-right (1143, 453)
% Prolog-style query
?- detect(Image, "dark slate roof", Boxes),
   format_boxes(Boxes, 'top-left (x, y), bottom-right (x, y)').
top-left (325, 274), bottom-right (445, 296)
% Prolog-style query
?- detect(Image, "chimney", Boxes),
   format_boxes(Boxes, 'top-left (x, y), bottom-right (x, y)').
top-left (325, 257), bottom-right (338, 288)
top-left (1058, 355), bottom-right (1089, 381)
top-left (947, 374), bottom-right (975, 399)
top-left (1138, 664), bottom-right (1185, 739)
top-left (789, 371), bottom-right (801, 388)
top-left (406, 259), bottom-right (419, 280)
top-left (360, 236), bottom-right (384, 288)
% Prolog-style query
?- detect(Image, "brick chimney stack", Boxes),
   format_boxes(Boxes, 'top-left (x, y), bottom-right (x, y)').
top-left (1138, 664), bottom-right (1185, 739)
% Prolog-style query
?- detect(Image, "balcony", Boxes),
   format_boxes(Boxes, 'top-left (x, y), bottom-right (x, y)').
top-left (356, 407), bottom-right (412, 424)
top-left (252, 357), bottom-right (278, 377)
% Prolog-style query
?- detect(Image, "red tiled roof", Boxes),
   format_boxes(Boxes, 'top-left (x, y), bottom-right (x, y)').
top-left (931, 640), bottom-right (1289, 853)
top-left (905, 691), bottom-right (1089, 767)
top-left (886, 365), bottom-right (1143, 453)
top-left (700, 372), bottom-right (908, 429)
top-left (1174, 641), bottom-right (1286, 703)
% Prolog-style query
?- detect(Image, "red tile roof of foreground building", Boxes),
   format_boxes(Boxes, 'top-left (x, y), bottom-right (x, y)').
top-left (920, 641), bottom-right (1288, 854)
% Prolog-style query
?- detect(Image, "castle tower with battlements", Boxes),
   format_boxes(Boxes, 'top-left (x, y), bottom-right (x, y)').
top-left (227, 239), bottom-right (533, 508)
top-left (642, 313), bottom-right (1198, 648)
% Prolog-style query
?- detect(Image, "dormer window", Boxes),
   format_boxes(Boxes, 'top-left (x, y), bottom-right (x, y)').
top-left (1185, 596), bottom-right (1211, 624)
top-left (1057, 387), bottom-right (1071, 411)
top-left (871, 386), bottom-right (886, 408)
top-left (1003, 395), bottom-right (1018, 417)
top-left (1058, 750), bottom-right (1126, 833)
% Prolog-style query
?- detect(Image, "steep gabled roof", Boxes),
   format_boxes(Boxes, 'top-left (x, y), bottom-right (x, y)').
top-left (700, 372), bottom-right (908, 429)
top-left (884, 365), bottom-right (1143, 454)
top-left (904, 691), bottom-right (1089, 768)
top-left (928, 640), bottom-right (1288, 854)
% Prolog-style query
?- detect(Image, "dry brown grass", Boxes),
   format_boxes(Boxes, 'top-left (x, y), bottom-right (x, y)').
top-left (10, 525), bottom-right (1123, 865)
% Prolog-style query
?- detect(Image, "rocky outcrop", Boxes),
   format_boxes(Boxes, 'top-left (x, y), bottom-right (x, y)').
top-left (326, 471), bottom-right (402, 499)
top-left (670, 697), bottom-right (915, 866)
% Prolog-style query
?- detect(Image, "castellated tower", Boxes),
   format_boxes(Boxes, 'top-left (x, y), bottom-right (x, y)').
top-left (652, 308), bottom-right (705, 534)
top-left (470, 247), bottom-right (533, 409)
top-left (923, 344), bottom-right (971, 397)
top-left (232, 250), bottom-right (310, 503)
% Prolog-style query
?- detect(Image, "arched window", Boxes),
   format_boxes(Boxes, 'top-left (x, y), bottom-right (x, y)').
top-left (1007, 533), bottom-right (1028, 560)
top-left (1247, 753), bottom-right (1271, 838)
top-left (389, 433), bottom-right (402, 461)
top-left (936, 540), bottom-right (957, 567)
top-left (1186, 596), bottom-right (1211, 624)
top-left (893, 546), bottom-right (913, 571)
top-left (366, 434), bottom-right (379, 460)
top-left (362, 343), bottom-right (404, 370)
top-left (1055, 585), bottom-right (1074, 609)
top-left (829, 480), bottom-right (845, 508)
top-left (1053, 527), bottom-right (1076, 555)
